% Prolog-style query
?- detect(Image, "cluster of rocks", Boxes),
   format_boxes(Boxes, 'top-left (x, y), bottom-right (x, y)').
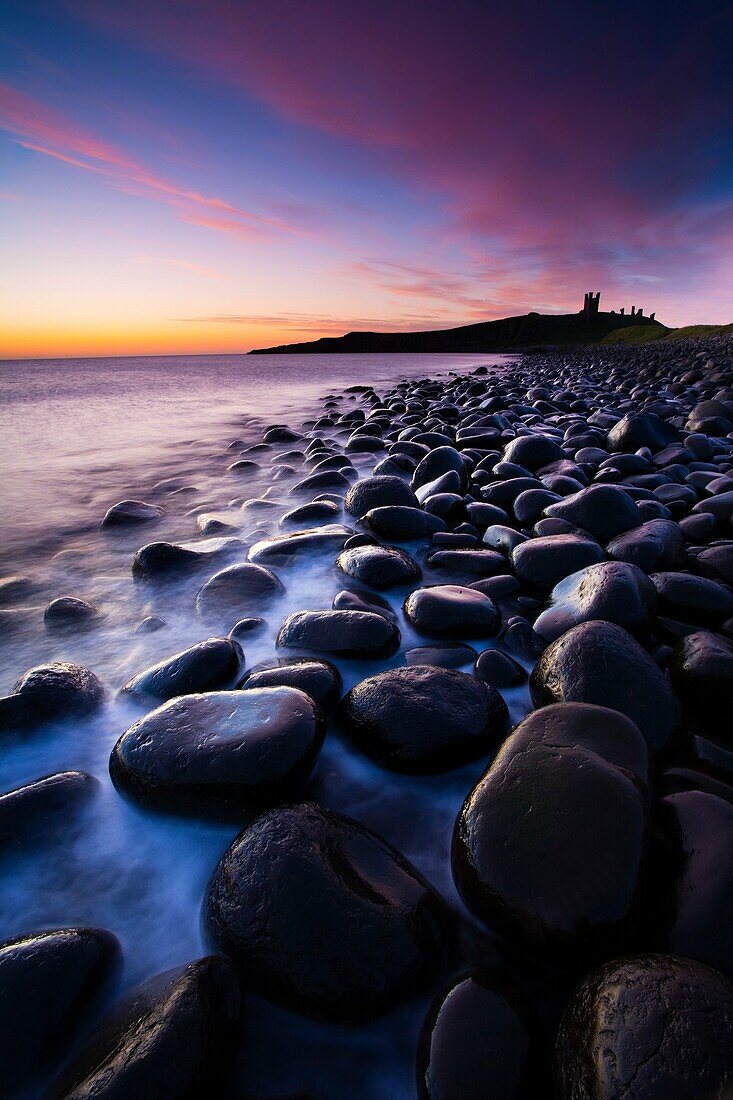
top-left (2, 333), bottom-right (733, 1097)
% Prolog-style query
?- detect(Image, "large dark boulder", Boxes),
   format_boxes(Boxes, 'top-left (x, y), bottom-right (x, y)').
top-left (404, 584), bottom-right (501, 638)
top-left (0, 927), bottom-right (121, 1094)
top-left (238, 657), bottom-right (342, 712)
top-left (204, 803), bottom-right (447, 1020)
top-left (47, 956), bottom-right (242, 1099)
top-left (110, 688), bottom-right (325, 819)
top-left (363, 506), bottom-right (445, 541)
top-left (277, 609), bottom-right (400, 659)
top-left (606, 518), bottom-right (687, 573)
top-left (336, 544), bottom-right (421, 589)
top-left (121, 638), bottom-right (242, 701)
top-left (0, 771), bottom-right (98, 853)
top-left (248, 525), bottom-right (352, 566)
top-left (195, 563), bottom-right (284, 618)
top-left (452, 704), bottom-right (649, 964)
top-left (650, 572), bottom-right (733, 626)
top-left (338, 664), bottom-right (508, 773)
top-left (417, 972), bottom-right (534, 1099)
top-left (132, 537), bottom-right (244, 579)
top-left (101, 499), bottom-right (163, 528)
top-left (554, 954), bottom-right (733, 1099)
top-left (0, 662), bottom-right (104, 734)
top-left (511, 534), bottom-right (605, 589)
top-left (530, 621), bottom-right (680, 752)
top-left (545, 485), bottom-right (642, 543)
top-left (607, 412), bottom-right (681, 453)
top-left (534, 561), bottom-right (657, 641)
top-left (344, 475), bottom-right (418, 517)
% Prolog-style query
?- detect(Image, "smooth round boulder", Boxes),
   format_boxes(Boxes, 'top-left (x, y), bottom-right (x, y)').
top-left (121, 637), bottom-right (242, 701)
top-left (47, 956), bottom-right (242, 1100)
top-left (474, 649), bottom-right (527, 688)
top-left (101, 499), bottom-right (163, 528)
top-left (344, 475), bottom-right (418, 517)
top-left (0, 927), bottom-right (121, 1094)
top-left (412, 446), bottom-right (466, 492)
top-left (110, 688), bottom-right (325, 819)
top-left (336, 544), bottom-right (421, 589)
top-left (606, 518), bottom-right (686, 572)
top-left (669, 631), bottom-right (733, 739)
top-left (404, 584), bottom-right (500, 638)
top-left (277, 609), bottom-right (400, 659)
top-left (530, 621), bottom-right (680, 752)
top-left (405, 643), bottom-right (477, 669)
top-left (132, 538), bottom-right (244, 579)
top-left (502, 433), bottom-right (564, 471)
top-left (0, 662), bottom-right (104, 734)
top-left (364, 506), bottom-right (445, 541)
top-left (195, 562), bottom-right (284, 618)
top-left (554, 954), bottom-right (733, 1100)
top-left (248, 525), bottom-right (352, 566)
top-left (662, 791), bottom-right (733, 978)
top-left (204, 803), bottom-right (447, 1020)
top-left (650, 571), bottom-right (733, 625)
top-left (511, 534), bottom-right (605, 589)
top-left (534, 561), bottom-right (657, 641)
top-left (338, 664), bottom-right (509, 773)
top-left (238, 657), bottom-right (342, 712)
top-left (426, 549), bottom-right (505, 582)
top-left (453, 704), bottom-right (649, 963)
top-left (417, 973), bottom-right (533, 1100)
top-left (545, 485), bottom-right (641, 543)
top-left (44, 596), bottom-right (99, 626)
top-left (0, 771), bottom-right (98, 852)
top-left (607, 411), bottom-right (680, 453)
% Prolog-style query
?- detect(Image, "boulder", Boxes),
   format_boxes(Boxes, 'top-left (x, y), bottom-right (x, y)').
top-left (545, 485), bottom-right (641, 543)
top-left (336, 544), bottom-right (421, 589)
top-left (195, 562), bottom-right (284, 618)
top-left (0, 662), bottom-right (104, 734)
top-left (534, 561), bottom-right (657, 641)
top-left (121, 638), bottom-right (242, 701)
top-left (404, 584), bottom-right (500, 638)
top-left (277, 609), bottom-right (400, 659)
top-left (0, 771), bottom-right (98, 853)
top-left (238, 657), bottom-right (342, 712)
top-left (344, 475), bottom-right (418, 517)
top-left (101, 500), bottom-right (163, 528)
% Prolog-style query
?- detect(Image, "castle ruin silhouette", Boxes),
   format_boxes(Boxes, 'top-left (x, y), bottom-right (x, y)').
top-left (582, 291), bottom-right (655, 322)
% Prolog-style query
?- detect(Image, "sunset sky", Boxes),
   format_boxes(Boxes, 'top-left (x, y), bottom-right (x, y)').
top-left (1, 0), bottom-right (731, 359)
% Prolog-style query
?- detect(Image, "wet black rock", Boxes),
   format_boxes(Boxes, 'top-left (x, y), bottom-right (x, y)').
top-left (204, 802), bottom-right (447, 1020)
top-left (607, 411), bottom-right (681, 453)
top-left (238, 656), bottom-right (342, 712)
top-left (545, 484), bottom-right (642, 543)
top-left (453, 703), bottom-right (649, 962)
top-left (195, 562), bottom-right (284, 618)
top-left (0, 771), bottom-right (98, 853)
top-left (530, 620), bottom-right (680, 752)
top-left (135, 614), bottom-right (166, 634)
top-left (332, 587), bottom-right (397, 620)
top-left (534, 561), bottom-right (657, 641)
top-left (554, 954), bottom-right (733, 1100)
top-left (511, 533), bottom-right (605, 589)
top-left (0, 927), bottom-right (121, 1094)
top-left (662, 790), bottom-right (733, 978)
top-left (277, 609), bottom-right (400, 659)
top-left (412, 446), bottom-right (467, 492)
top-left (426, 549), bottom-right (505, 582)
top-left (503, 432), bottom-right (565, 471)
top-left (344, 475), bottom-right (418, 517)
top-left (47, 956), bottom-right (242, 1100)
top-left (110, 688), bottom-right (324, 818)
top-left (248, 524), bottom-right (352, 566)
top-left (44, 596), bottom-right (99, 626)
top-left (474, 648), bottom-right (527, 688)
top-left (0, 662), bottom-right (104, 734)
top-left (121, 637), bottom-right (242, 701)
top-left (405, 642), bottom-right (477, 669)
top-left (669, 630), bottom-right (733, 737)
top-left (606, 518), bottom-right (687, 572)
top-left (404, 584), bottom-right (500, 638)
top-left (651, 571), bottom-right (733, 625)
top-left (280, 500), bottom-right (340, 525)
top-left (338, 664), bottom-right (508, 773)
top-left (132, 537), bottom-right (245, 579)
top-left (364, 506), bottom-right (446, 541)
top-left (101, 499), bottom-right (163, 528)
top-left (229, 615), bottom-right (267, 641)
top-left (0, 574), bottom-right (37, 604)
top-left (417, 973), bottom-right (533, 1100)
top-left (336, 544), bottom-right (421, 589)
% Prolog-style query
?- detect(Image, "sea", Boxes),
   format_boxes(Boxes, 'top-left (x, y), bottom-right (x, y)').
top-left (0, 352), bottom-right (529, 1098)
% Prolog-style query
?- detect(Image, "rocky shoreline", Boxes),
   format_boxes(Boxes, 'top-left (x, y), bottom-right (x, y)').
top-left (1, 335), bottom-right (733, 1097)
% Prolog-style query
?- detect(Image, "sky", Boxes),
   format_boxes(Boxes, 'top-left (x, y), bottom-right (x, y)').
top-left (1, 0), bottom-right (732, 358)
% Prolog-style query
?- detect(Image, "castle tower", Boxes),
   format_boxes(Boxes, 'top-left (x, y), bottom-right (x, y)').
top-left (583, 291), bottom-right (600, 315)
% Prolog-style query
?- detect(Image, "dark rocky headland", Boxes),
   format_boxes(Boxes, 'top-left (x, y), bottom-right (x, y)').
top-left (2, 332), bottom-right (733, 1098)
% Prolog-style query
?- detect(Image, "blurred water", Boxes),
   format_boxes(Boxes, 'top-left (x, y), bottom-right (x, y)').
top-left (0, 351), bottom-right (525, 1098)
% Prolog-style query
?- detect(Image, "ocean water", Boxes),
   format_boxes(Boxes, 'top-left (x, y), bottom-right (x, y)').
top-left (0, 351), bottom-right (530, 1098)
